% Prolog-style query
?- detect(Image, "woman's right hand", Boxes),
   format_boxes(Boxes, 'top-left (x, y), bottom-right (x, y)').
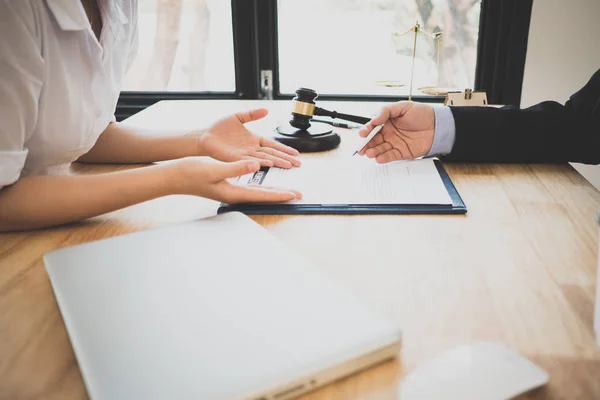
top-left (171, 158), bottom-right (302, 203)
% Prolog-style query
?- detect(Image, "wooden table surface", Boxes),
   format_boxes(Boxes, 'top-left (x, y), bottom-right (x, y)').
top-left (1, 100), bottom-right (600, 399)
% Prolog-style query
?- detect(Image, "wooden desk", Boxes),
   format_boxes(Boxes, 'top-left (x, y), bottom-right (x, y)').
top-left (1, 100), bottom-right (600, 399)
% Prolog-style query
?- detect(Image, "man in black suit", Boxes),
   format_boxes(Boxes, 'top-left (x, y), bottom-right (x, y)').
top-left (357, 68), bottom-right (600, 164)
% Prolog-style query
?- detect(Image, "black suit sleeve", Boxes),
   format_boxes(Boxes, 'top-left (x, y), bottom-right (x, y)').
top-left (442, 68), bottom-right (600, 164)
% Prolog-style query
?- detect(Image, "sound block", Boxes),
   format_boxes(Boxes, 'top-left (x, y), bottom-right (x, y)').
top-left (274, 122), bottom-right (341, 153)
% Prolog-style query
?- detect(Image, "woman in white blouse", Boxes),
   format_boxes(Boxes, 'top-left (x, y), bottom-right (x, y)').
top-left (0, 0), bottom-right (301, 232)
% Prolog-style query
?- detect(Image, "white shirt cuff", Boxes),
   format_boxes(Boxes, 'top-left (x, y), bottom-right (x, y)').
top-left (0, 149), bottom-right (28, 188)
top-left (427, 106), bottom-right (456, 157)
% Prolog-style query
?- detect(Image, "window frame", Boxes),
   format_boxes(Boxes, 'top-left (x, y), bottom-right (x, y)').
top-left (116, 0), bottom-right (531, 121)
top-left (257, 0), bottom-right (445, 104)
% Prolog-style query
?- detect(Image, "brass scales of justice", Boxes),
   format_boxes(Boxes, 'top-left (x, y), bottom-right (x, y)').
top-left (377, 20), bottom-right (453, 99)
top-left (377, 20), bottom-right (487, 105)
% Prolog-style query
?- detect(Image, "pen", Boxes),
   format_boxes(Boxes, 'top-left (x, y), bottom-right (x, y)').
top-left (352, 124), bottom-right (383, 156)
top-left (311, 119), bottom-right (362, 129)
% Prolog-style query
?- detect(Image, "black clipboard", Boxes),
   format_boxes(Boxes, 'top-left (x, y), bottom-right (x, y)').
top-left (217, 160), bottom-right (466, 215)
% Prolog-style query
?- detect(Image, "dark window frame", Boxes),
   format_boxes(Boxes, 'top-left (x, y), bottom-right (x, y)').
top-left (116, 0), bottom-right (532, 121)
top-left (256, 0), bottom-right (444, 104)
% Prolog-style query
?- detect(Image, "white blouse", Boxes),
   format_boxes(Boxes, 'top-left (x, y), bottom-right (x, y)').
top-left (0, 0), bottom-right (138, 188)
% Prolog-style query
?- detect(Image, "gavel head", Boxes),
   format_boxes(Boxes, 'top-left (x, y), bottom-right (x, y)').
top-left (289, 87), bottom-right (318, 130)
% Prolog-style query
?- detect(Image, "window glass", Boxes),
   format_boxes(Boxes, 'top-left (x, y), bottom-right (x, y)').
top-left (123, 0), bottom-right (235, 92)
top-left (277, 0), bottom-right (482, 96)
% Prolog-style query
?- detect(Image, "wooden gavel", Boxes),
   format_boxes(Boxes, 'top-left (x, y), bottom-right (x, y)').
top-left (288, 88), bottom-right (371, 130)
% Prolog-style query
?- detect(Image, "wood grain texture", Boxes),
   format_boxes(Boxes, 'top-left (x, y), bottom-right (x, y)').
top-left (1, 100), bottom-right (600, 399)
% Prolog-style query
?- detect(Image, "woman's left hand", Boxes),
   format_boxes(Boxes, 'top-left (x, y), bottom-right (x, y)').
top-left (196, 108), bottom-right (301, 169)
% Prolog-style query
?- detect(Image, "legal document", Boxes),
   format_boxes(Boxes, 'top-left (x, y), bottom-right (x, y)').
top-left (238, 157), bottom-right (453, 205)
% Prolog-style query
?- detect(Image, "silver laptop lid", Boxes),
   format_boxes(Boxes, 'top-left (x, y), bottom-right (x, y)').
top-left (44, 212), bottom-right (401, 400)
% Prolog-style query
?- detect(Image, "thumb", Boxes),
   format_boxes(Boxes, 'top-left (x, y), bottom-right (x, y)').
top-left (370, 101), bottom-right (414, 126)
top-left (212, 160), bottom-right (261, 181)
top-left (235, 108), bottom-right (269, 124)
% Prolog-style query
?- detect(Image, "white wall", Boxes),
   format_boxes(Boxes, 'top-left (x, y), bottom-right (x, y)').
top-left (520, 0), bottom-right (600, 189)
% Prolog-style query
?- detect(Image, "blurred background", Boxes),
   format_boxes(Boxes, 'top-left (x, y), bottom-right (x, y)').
top-left (123, 0), bottom-right (481, 96)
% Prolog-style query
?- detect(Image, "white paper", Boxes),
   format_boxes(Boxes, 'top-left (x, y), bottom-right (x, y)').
top-left (239, 157), bottom-right (453, 205)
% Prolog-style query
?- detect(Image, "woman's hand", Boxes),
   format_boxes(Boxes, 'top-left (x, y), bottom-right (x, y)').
top-left (0, 157), bottom-right (300, 232)
top-left (196, 109), bottom-right (301, 169)
top-left (172, 157), bottom-right (302, 203)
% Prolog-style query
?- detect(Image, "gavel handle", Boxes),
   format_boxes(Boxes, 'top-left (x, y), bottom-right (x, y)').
top-left (314, 107), bottom-right (371, 125)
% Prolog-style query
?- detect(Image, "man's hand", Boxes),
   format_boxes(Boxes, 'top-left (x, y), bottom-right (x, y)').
top-left (197, 109), bottom-right (301, 169)
top-left (357, 102), bottom-right (435, 163)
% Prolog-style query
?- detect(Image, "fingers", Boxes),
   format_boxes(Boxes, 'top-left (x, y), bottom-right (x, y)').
top-left (372, 102), bottom-right (414, 125)
top-left (256, 147), bottom-right (301, 168)
top-left (223, 184), bottom-right (301, 204)
top-left (250, 152), bottom-right (292, 169)
top-left (362, 132), bottom-right (411, 161)
top-left (358, 133), bottom-right (384, 155)
top-left (212, 160), bottom-right (260, 181)
top-left (247, 185), bottom-right (302, 200)
top-left (358, 102), bottom-right (415, 138)
top-left (358, 121), bottom-right (378, 138)
top-left (235, 108), bottom-right (269, 124)
top-left (260, 137), bottom-right (300, 156)
top-left (375, 149), bottom-right (404, 164)
top-left (242, 155), bottom-right (274, 168)
top-left (365, 142), bottom-right (393, 159)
